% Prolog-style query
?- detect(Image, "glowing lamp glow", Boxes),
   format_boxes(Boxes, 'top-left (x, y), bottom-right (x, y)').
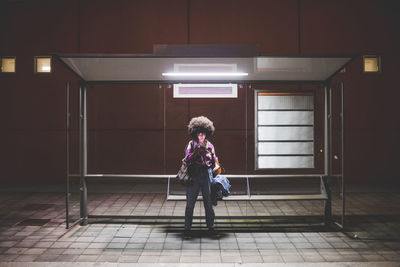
top-left (162, 72), bottom-right (248, 77)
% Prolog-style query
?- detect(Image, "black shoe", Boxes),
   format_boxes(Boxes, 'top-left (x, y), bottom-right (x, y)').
top-left (208, 227), bottom-right (216, 236)
top-left (184, 228), bottom-right (191, 238)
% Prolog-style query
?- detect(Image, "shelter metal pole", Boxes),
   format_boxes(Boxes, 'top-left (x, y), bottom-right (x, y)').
top-left (341, 81), bottom-right (345, 228)
top-left (324, 84), bottom-right (332, 225)
top-left (324, 86), bottom-right (328, 176)
top-left (79, 83), bottom-right (88, 225)
top-left (65, 81), bottom-right (70, 229)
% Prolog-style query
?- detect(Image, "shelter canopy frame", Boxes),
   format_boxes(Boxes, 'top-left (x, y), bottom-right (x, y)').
top-left (57, 52), bottom-right (354, 230)
top-left (57, 54), bottom-right (353, 83)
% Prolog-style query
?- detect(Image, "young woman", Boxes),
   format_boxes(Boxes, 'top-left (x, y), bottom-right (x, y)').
top-left (183, 116), bottom-right (217, 233)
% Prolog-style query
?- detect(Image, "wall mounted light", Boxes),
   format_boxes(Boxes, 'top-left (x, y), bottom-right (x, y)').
top-left (1, 57), bottom-right (16, 73)
top-left (363, 55), bottom-right (380, 72)
top-left (35, 56), bottom-right (52, 73)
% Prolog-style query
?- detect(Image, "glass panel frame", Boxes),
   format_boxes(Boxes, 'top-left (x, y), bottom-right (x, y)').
top-left (255, 90), bottom-right (316, 170)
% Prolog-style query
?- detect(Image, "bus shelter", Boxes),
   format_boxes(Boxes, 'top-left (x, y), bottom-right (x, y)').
top-left (56, 49), bottom-right (355, 230)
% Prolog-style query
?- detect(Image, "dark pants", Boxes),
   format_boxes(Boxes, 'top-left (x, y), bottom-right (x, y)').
top-left (184, 167), bottom-right (215, 229)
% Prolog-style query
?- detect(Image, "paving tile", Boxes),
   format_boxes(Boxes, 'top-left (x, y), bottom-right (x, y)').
top-left (82, 248), bottom-right (105, 255)
top-left (275, 242), bottom-right (295, 249)
top-left (96, 254), bottom-right (120, 262)
top-left (241, 255), bottom-right (263, 263)
top-left (118, 255), bottom-right (140, 263)
top-left (281, 254), bottom-right (305, 262)
top-left (0, 254), bottom-right (19, 261)
top-left (122, 249), bottom-right (143, 256)
top-left (311, 242), bottom-right (333, 249)
top-left (144, 242), bottom-right (163, 250)
top-left (34, 254), bottom-right (59, 261)
top-left (137, 255), bottom-right (159, 263)
top-left (15, 240), bottom-right (38, 247)
top-left (51, 241), bottom-right (72, 248)
top-left (62, 248), bottom-right (86, 255)
top-left (55, 254), bottom-right (79, 262)
top-left (181, 249), bottom-right (201, 256)
top-left (88, 242), bottom-right (109, 249)
top-left (221, 255), bottom-right (242, 263)
top-left (163, 242), bottom-right (182, 249)
top-left (33, 241), bottom-right (54, 248)
top-left (23, 248), bottom-right (46, 255)
top-left (180, 255), bottom-right (201, 262)
top-left (256, 242), bottom-right (276, 249)
top-left (4, 247), bottom-right (28, 254)
top-left (380, 252), bottom-right (400, 261)
top-left (238, 242), bottom-right (257, 249)
top-left (201, 255), bottom-right (221, 262)
top-left (126, 243), bottom-right (145, 249)
top-left (76, 255), bottom-right (100, 262)
top-left (362, 253), bottom-right (386, 261)
top-left (300, 253), bottom-right (325, 262)
top-left (14, 254), bottom-right (40, 262)
top-left (107, 242), bottom-right (127, 249)
top-left (0, 241), bottom-right (18, 247)
top-left (330, 242), bottom-right (351, 249)
top-left (69, 242), bottom-right (91, 249)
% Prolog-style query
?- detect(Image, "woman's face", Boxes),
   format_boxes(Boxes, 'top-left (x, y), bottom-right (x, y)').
top-left (197, 132), bottom-right (206, 143)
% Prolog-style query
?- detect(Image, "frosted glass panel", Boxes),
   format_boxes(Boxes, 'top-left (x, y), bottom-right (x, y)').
top-left (258, 156), bottom-right (314, 168)
top-left (258, 142), bottom-right (313, 155)
top-left (173, 83), bottom-right (238, 98)
top-left (258, 126), bottom-right (313, 141)
top-left (258, 95), bottom-right (313, 110)
top-left (256, 92), bottom-right (315, 169)
top-left (258, 111), bottom-right (313, 125)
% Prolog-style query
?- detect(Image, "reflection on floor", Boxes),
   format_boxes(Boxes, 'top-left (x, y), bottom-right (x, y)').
top-left (0, 182), bottom-right (399, 264)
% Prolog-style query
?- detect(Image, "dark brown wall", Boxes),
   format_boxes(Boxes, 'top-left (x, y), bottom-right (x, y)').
top-left (1, 0), bottom-right (399, 184)
top-left (300, 0), bottom-right (400, 182)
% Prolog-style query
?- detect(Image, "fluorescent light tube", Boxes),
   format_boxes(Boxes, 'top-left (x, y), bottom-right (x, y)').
top-left (162, 72), bottom-right (248, 77)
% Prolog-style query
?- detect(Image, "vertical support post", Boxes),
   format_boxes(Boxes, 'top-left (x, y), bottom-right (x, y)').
top-left (163, 84), bottom-right (166, 174)
top-left (65, 81), bottom-right (70, 229)
top-left (340, 81), bottom-right (345, 228)
top-left (246, 177), bottom-right (251, 200)
top-left (324, 86), bottom-right (329, 176)
top-left (79, 83), bottom-right (88, 225)
top-left (322, 176), bottom-right (332, 226)
top-left (323, 83), bottom-right (332, 225)
top-left (167, 176), bottom-right (171, 200)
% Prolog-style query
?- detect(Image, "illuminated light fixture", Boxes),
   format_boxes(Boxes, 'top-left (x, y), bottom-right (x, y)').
top-left (35, 56), bottom-right (52, 73)
top-left (363, 55), bottom-right (380, 72)
top-left (162, 72), bottom-right (248, 77)
top-left (41, 66), bottom-right (51, 71)
top-left (1, 57), bottom-right (16, 73)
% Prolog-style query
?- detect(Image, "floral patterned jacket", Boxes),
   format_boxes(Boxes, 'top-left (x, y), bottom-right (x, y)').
top-left (184, 139), bottom-right (217, 169)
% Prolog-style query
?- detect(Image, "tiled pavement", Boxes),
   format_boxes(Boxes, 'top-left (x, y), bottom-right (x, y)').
top-left (0, 182), bottom-right (399, 266)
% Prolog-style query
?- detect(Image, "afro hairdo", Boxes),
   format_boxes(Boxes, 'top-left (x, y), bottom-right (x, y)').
top-left (188, 116), bottom-right (215, 139)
